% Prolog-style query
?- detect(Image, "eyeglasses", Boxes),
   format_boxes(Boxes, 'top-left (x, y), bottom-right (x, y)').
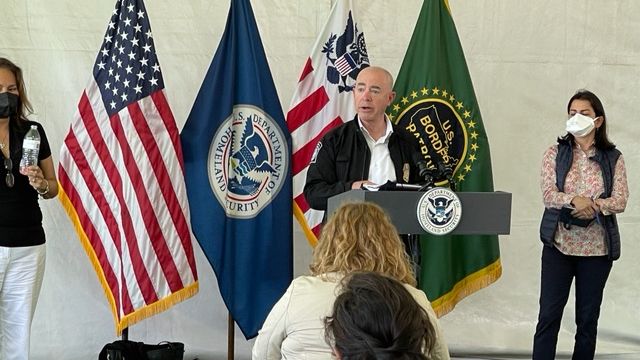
top-left (4, 157), bottom-right (14, 188)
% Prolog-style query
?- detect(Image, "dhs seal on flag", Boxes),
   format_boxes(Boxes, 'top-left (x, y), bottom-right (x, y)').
top-left (417, 187), bottom-right (462, 235)
top-left (208, 104), bottom-right (288, 219)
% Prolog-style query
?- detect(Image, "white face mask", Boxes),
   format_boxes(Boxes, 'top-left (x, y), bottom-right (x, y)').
top-left (566, 113), bottom-right (596, 137)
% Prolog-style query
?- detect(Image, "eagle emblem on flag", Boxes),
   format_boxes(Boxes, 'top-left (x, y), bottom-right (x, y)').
top-left (230, 117), bottom-right (277, 195)
top-left (209, 105), bottom-right (288, 219)
top-left (321, 10), bottom-right (369, 93)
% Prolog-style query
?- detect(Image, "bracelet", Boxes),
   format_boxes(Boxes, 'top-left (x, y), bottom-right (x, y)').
top-left (37, 180), bottom-right (50, 196)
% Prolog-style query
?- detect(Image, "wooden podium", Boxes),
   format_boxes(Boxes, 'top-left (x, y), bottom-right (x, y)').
top-left (327, 190), bottom-right (512, 235)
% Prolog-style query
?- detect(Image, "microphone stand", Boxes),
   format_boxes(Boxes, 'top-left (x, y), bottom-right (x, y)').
top-left (446, 174), bottom-right (456, 191)
top-left (436, 162), bottom-right (456, 191)
top-left (418, 175), bottom-right (435, 192)
top-left (412, 165), bottom-right (438, 286)
top-left (415, 159), bottom-right (437, 192)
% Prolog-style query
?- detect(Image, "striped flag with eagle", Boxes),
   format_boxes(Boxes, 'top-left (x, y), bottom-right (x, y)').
top-left (287, 0), bottom-right (370, 244)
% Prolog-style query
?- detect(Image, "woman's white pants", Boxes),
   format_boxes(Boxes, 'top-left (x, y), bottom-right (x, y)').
top-left (0, 244), bottom-right (46, 360)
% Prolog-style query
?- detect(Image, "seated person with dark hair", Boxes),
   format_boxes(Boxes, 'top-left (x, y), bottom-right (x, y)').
top-left (325, 271), bottom-right (437, 360)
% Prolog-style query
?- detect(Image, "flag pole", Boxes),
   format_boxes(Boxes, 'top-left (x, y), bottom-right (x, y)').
top-left (228, 313), bottom-right (235, 360)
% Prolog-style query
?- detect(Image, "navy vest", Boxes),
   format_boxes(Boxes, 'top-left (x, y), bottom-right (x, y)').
top-left (539, 140), bottom-right (622, 260)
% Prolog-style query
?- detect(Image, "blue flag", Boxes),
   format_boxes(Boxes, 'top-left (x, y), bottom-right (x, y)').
top-left (180, 0), bottom-right (293, 339)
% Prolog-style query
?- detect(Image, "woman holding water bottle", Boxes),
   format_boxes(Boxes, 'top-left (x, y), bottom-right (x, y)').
top-left (0, 57), bottom-right (58, 359)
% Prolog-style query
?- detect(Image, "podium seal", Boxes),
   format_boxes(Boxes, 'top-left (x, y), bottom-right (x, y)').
top-left (416, 187), bottom-right (462, 235)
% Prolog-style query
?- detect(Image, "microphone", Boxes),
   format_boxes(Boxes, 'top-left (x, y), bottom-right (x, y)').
top-left (416, 160), bottom-right (434, 181)
top-left (414, 159), bottom-right (437, 191)
top-left (436, 161), bottom-right (456, 191)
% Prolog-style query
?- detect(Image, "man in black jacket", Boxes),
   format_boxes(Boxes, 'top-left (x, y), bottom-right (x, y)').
top-left (304, 66), bottom-right (422, 211)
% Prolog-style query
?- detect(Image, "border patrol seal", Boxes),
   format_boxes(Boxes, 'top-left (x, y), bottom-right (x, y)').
top-left (208, 104), bottom-right (288, 219)
top-left (416, 187), bottom-right (462, 235)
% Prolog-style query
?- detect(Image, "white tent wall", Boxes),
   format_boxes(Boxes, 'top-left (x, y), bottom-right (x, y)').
top-left (2, 0), bottom-right (639, 359)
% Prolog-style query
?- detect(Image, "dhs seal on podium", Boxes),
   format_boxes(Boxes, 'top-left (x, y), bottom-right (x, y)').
top-left (416, 187), bottom-right (462, 235)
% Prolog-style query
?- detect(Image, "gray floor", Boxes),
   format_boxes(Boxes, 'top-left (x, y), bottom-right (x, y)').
top-left (450, 354), bottom-right (640, 360)
top-left (179, 353), bottom-right (640, 360)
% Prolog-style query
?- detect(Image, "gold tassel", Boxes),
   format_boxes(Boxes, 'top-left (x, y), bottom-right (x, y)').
top-left (431, 259), bottom-right (503, 318)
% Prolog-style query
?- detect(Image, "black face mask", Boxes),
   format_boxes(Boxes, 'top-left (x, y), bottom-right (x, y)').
top-left (0, 92), bottom-right (19, 118)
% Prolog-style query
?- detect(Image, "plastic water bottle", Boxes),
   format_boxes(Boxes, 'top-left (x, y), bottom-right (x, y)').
top-left (19, 125), bottom-right (40, 175)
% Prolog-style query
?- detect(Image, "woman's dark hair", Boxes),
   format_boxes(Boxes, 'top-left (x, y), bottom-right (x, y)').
top-left (0, 57), bottom-right (33, 122)
top-left (561, 89), bottom-right (615, 150)
top-left (325, 272), bottom-right (436, 360)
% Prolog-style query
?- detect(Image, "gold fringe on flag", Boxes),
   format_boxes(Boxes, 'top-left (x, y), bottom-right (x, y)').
top-left (58, 183), bottom-right (199, 335)
top-left (430, 258), bottom-right (502, 318)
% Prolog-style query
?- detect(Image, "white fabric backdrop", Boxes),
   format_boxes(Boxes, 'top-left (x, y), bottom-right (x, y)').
top-left (2, 1), bottom-right (639, 359)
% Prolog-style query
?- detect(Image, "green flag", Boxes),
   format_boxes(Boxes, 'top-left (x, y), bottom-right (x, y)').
top-left (390, 0), bottom-right (501, 316)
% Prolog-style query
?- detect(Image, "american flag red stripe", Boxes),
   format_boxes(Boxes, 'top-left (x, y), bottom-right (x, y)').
top-left (58, 166), bottom-right (126, 313)
top-left (298, 58), bottom-right (314, 82)
top-left (287, 0), bottom-right (369, 245)
top-left (59, 125), bottom-right (137, 313)
top-left (147, 92), bottom-right (196, 272)
top-left (286, 87), bottom-right (329, 133)
top-left (294, 193), bottom-right (310, 214)
top-left (69, 90), bottom-right (159, 305)
top-left (150, 92), bottom-right (185, 172)
top-left (58, 0), bottom-right (197, 334)
top-left (114, 106), bottom-right (183, 295)
top-left (291, 116), bottom-right (343, 176)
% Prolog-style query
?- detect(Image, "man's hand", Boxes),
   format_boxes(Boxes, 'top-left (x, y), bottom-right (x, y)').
top-left (351, 180), bottom-right (375, 189)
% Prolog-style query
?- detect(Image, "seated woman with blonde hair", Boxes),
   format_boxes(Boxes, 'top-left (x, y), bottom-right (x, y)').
top-left (252, 202), bottom-right (449, 360)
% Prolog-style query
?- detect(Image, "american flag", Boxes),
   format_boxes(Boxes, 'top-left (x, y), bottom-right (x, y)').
top-left (335, 53), bottom-right (357, 76)
top-left (58, 0), bottom-right (198, 334)
top-left (287, 0), bottom-right (369, 244)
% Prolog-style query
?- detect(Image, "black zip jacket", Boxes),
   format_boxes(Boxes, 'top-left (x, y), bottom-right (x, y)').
top-left (303, 117), bottom-right (421, 211)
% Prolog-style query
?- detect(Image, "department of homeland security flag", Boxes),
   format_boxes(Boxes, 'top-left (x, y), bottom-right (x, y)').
top-left (58, 0), bottom-right (198, 334)
top-left (180, 0), bottom-right (292, 338)
top-left (390, 0), bottom-right (501, 316)
top-left (287, 0), bottom-right (369, 245)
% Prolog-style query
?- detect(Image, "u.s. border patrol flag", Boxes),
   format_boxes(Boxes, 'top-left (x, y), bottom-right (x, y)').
top-left (390, 0), bottom-right (501, 316)
top-left (180, 0), bottom-right (293, 338)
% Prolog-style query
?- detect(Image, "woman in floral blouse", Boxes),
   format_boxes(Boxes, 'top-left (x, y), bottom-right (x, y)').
top-left (534, 90), bottom-right (629, 360)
